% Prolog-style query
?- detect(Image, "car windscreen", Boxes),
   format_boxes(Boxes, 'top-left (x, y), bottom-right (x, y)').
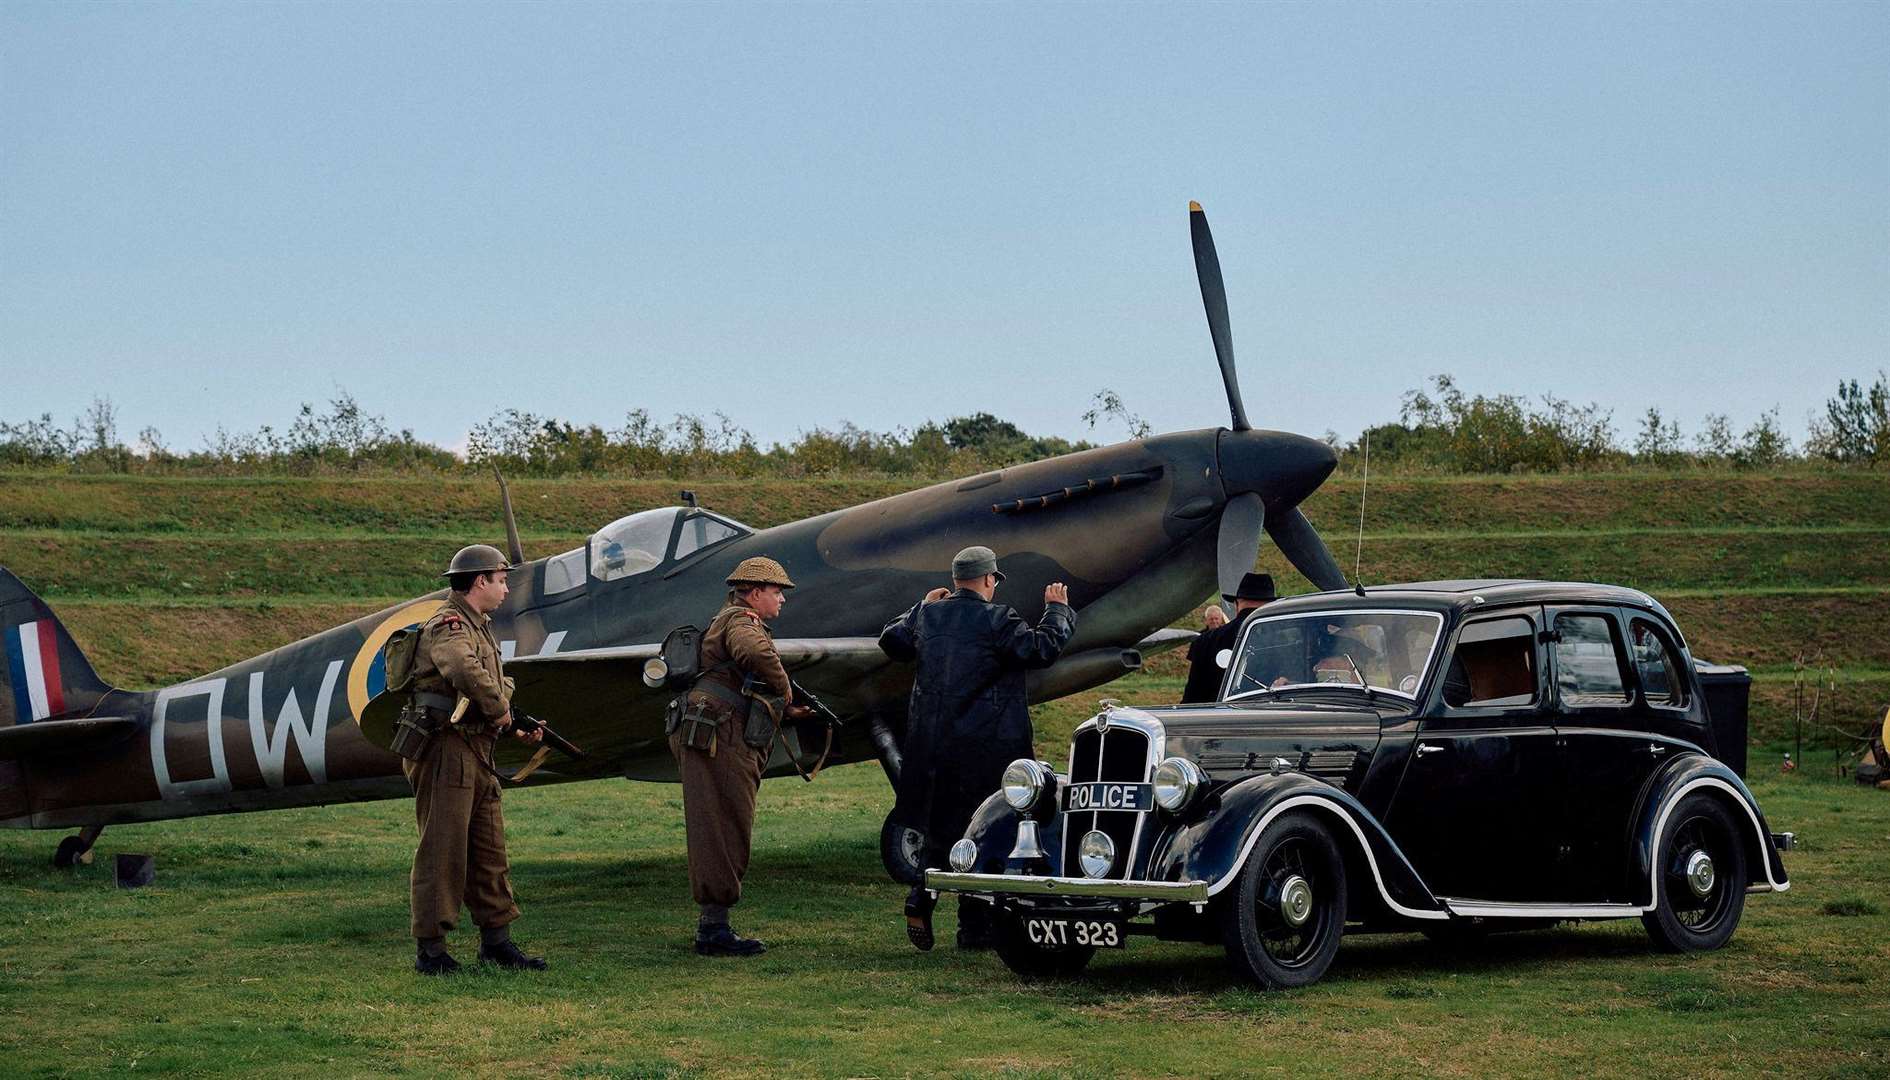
top-left (1227, 610), bottom-right (1445, 701)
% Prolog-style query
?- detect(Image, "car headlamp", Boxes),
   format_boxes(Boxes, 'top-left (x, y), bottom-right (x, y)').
top-left (1002, 759), bottom-right (1051, 811)
top-left (1078, 829), bottom-right (1116, 879)
top-left (949, 837), bottom-right (979, 872)
top-left (1153, 757), bottom-right (1207, 813)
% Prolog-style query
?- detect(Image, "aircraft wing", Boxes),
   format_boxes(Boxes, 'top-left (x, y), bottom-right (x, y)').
top-left (361, 629), bottom-right (1192, 780)
top-left (361, 637), bottom-right (902, 779)
top-left (1135, 628), bottom-right (1196, 656)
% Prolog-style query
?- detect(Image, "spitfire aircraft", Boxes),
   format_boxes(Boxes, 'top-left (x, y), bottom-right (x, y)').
top-left (0, 204), bottom-right (1352, 871)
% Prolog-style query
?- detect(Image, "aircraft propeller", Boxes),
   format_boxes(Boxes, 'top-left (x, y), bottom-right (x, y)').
top-left (1189, 201), bottom-right (1348, 599)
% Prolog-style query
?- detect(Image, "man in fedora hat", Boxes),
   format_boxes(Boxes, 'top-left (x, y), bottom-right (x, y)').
top-left (878, 545), bottom-right (1075, 951)
top-left (1181, 572), bottom-right (1278, 703)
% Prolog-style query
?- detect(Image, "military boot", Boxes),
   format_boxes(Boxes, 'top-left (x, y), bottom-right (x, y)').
top-left (414, 940), bottom-right (461, 976)
top-left (478, 926), bottom-right (548, 970)
top-left (694, 924), bottom-right (766, 957)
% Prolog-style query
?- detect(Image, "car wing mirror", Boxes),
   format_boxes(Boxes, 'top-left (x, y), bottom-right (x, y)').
top-left (1215, 648), bottom-right (1233, 670)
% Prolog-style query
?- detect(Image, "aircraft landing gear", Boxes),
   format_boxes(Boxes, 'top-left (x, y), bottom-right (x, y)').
top-left (53, 824), bottom-right (103, 869)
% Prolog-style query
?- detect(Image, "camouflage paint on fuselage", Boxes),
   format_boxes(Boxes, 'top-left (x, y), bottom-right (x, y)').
top-left (6, 426), bottom-right (1338, 830)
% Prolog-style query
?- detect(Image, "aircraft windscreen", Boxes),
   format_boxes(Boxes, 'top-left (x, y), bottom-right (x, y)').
top-left (1227, 610), bottom-right (1444, 700)
top-left (589, 509), bottom-right (678, 582)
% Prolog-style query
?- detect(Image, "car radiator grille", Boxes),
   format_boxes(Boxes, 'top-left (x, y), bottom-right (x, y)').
top-left (1065, 725), bottom-right (1152, 880)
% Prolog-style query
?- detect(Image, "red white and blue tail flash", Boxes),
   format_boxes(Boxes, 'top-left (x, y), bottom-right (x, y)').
top-left (7, 621), bottom-right (66, 724)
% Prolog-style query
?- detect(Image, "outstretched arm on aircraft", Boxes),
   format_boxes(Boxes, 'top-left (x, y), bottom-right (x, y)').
top-left (996, 586), bottom-right (1075, 670)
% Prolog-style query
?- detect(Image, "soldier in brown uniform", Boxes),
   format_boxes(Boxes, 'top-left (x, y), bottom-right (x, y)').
top-left (405, 544), bottom-right (548, 975)
top-left (669, 556), bottom-right (813, 956)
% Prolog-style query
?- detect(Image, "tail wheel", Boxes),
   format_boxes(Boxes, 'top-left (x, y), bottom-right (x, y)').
top-left (994, 910), bottom-right (1096, 979)
top-left (1642, 794), bottom-right (1748, 953)
top-left (53, 835), bottom-right (89, 869)
top-left (1220, 811), bottom-right (1347, 989)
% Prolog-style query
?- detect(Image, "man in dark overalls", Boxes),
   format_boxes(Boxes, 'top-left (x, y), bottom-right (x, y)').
top-left (878, 545), bottom-right (1075, 951)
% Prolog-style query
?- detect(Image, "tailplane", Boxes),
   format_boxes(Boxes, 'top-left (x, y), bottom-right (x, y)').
top-left (0, 568), bottom-right (115, 726)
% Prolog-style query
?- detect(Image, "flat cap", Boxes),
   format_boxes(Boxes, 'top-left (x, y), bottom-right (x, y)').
top-left (951, 545), bottom-right (1005, 583)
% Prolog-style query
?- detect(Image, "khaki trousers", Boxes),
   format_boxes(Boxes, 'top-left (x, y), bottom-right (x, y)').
top-left (669, 711), bottom-right (766, 908)
top-left (404, 729), bottom-right (520, 939)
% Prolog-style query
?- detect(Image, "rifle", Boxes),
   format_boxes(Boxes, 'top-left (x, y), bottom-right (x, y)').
top-left (789, 680), bottom-right (843, 727)
top-left (509, 712), bottom-right (587, 760)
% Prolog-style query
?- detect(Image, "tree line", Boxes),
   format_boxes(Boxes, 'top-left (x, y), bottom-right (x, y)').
top-left (3, 375), bottom-right (1884, 477)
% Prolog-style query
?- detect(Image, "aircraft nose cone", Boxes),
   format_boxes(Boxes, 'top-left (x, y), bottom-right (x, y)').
top-left (1217, 428), bottom-right (1338, 509)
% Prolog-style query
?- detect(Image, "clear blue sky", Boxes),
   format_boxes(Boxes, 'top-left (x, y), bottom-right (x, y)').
top-left (3, 2), bottom-right (1885, 453)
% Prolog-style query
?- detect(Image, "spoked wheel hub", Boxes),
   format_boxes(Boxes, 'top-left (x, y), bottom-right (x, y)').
top-left (1277, 874), bottom-right (1314, 927)
top-left (1684, 849), bottom-right (1716, 898)
top-left (1255, 839), bottom-right (1327, 969)
top-left (1665, 814), bottom-right (1735, 934)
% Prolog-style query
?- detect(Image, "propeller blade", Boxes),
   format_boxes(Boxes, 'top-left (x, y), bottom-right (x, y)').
top-left (1217, 492), bottom-right (1266, 613)
top-left (1265, 506), bottom-right (1347, 592)
top-left (1190, 201), bottom-right (1252, 432)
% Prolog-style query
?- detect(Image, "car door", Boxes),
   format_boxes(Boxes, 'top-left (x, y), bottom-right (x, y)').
top-left (1548, 606), bottom-right (1668, 903)
top-left (1384, 608), bottom-right (1562, 902)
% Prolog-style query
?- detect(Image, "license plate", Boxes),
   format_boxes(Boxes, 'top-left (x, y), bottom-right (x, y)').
top-left (1063, 781), bottom-right (1153, 812)
top-left (1022, 915), bottom-right (1126, 949)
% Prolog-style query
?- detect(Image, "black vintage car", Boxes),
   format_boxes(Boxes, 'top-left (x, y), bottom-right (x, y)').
top-left (924, 580), bottom-right (1794, 988)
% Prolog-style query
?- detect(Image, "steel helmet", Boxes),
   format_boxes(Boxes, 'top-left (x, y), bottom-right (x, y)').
top-left (725, 556), bottom-right (796, 589)
top-left (441, 544), bottom-right (513, 578)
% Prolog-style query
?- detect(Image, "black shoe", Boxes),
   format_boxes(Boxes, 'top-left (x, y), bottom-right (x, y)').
top-left (414, 948), bottom-right (461, 976)
top-left (695, 925), bottom-right (766, 957)
top-left (477, 939), bottom-right (548, 971)
top-left (905, 896), bottom-right (935, 952)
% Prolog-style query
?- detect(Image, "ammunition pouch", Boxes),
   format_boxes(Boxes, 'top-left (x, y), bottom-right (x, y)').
top-left (390, 702), bottom-right (438, 761)
top-left (742, 683), bottom-right (785, 752)
top-left (675, 679), bottom-right (749, 755)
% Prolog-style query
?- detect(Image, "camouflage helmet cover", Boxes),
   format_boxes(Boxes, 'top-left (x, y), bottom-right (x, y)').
top-left (441, 543), bottom-right (513, 578)
top-left (725, 555), bottom-right (796, 589)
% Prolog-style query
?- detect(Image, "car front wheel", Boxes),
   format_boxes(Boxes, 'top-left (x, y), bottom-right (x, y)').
top-left (1642, 793), bottom-right (1748, 953)
top-left (1221, 811), bottom-right (1347, 989)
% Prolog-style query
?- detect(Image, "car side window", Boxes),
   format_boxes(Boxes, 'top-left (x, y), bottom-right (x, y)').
top-left (1442, 615), bottom-right (1537, 708)
top-left (1630, 619), bottom-right (1687, 707)
top-left (1553, 613), bottom-right (1630, 706)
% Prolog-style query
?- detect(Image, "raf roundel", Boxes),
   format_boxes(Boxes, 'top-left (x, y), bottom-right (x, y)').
top-left (346, 600), bottom-right (446, 723)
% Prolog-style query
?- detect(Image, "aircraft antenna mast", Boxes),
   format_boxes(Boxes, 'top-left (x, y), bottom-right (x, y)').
top-left (1353, 429), bottom-right (1370, 590)
top-left (494, 464), bottom-right (526, 567)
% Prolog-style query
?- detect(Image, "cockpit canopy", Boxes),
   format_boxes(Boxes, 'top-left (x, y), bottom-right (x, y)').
top-left (541, 507), bottom-right (750, 594)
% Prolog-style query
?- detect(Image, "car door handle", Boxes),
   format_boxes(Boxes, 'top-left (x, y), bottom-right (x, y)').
top-left (1416, 743), bottom-right (1445, 756)
top-left (1643, 743), bottom-right (1668, 757)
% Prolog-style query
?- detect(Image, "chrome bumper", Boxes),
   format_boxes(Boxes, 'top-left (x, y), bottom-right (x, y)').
top-left (1771, 831), bottom-right (1796, 852)
top-left (925, 869), bottom-right (1210, 903)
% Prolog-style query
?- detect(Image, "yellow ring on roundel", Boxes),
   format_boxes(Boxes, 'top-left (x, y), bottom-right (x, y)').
top-left (346, 599), bottom-right (446, 723)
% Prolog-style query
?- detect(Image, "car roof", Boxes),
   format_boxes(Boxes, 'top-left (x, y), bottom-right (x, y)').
top-left (1258, 579), bottom-right (1668, 618)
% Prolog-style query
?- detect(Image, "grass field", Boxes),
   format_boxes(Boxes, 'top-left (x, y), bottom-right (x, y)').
top-left (1, 469), bottom-right (1887, 1077)
top-left (0, 676), bottom-right (1886, 1078)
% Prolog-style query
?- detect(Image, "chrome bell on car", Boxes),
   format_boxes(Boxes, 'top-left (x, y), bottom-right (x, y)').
top-left (1009, 819), bottom-right (1046, 861)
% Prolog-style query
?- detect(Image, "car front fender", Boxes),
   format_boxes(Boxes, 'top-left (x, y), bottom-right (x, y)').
top-left (1634, 755), bottom-right (1790, 905)
top-left (1147, 772), bottom-right (1448, 921)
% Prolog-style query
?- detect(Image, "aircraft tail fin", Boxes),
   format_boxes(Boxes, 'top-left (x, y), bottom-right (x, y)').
top-left (0, 567), bottom-right (115, 727)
